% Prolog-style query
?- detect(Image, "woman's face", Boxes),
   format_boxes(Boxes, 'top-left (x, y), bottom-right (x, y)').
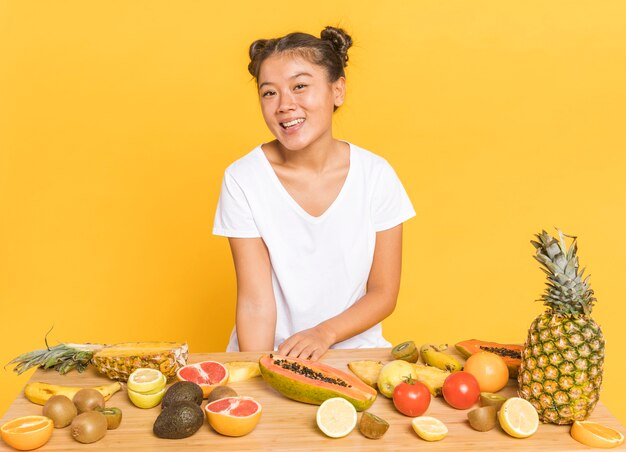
top-left (257, 53), bottom-right (345, 151)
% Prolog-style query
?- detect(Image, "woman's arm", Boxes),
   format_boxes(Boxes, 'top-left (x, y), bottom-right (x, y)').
top-left (277, 223), bottom-right (403, 360)
top-left (228, 237), bottom-right (277, 351)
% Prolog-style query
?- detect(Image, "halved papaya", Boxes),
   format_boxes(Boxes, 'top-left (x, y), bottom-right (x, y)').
top-left (259, 354), bottom-right (376, 411)
top-left (455, 340), bottom-right (523, 379)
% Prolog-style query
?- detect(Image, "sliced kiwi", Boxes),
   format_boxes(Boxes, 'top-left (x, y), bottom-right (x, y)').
top-left (480, 392), bottom-right (507, 411)
top-left (391, 341), bottom-right (419, 363)
top-left (468, 406), bottom-right (497, 432)
top-left (358, 412), bottom-right (389, 439)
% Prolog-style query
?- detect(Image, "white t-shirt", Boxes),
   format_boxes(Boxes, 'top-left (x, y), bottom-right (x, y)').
top-left (213, 142), bottom-right (416, 351)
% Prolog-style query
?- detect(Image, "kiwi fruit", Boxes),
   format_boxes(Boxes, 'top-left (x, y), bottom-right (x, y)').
top-left (467, 406), bottom-right (497, 432)
top-left (43, 395), bottom-right (77, 428)
top-left (70, 411), bottom-right (108, 443)
top-left (391, 341), bottom-right (419, 363)
top-left (96, 407), bottom-right (123, 430)
top-left (72, 388), bottom-right (105, 413)
top-left (480, 392), bottom-right (507, 411)
top-left (206, 385), bottom-right (238, 404)
top-left (358, 412), bottom-right (389, 439)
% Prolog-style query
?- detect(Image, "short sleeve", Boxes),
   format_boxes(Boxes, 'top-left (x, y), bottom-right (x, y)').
top-left (372, 162), bottom-right (416, 231)
top-left (212, 171), bottom-right (261, 238)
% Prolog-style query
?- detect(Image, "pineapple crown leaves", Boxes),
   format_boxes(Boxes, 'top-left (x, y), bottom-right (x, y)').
top-left (531, 229), bottom-right (596, 316)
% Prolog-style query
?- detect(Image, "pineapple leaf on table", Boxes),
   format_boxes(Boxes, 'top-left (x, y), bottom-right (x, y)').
top-left (518, 229), bottom-right (604, 425)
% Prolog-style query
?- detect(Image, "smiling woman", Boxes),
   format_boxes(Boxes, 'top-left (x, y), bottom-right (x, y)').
top-left (212, 26), bottom-right (416, 361)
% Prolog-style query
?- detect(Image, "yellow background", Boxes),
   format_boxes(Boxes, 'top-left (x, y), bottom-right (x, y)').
top-left (1, 0), bottom-right (625, 426)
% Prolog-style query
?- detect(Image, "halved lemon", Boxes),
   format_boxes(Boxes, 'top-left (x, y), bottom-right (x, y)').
top-left (498, 397), bottom-right (539, 438)
top-left (1, 415), bottom-right (53, 450)
top-left (570, 420), bottom-right (624, 449)
top-left (411, 416), bottom-right (448, 441)
top-left (316, 397), bottom-right (357, 438)
top-left (127, 386), bottom-right (166, 409)
top-left (127, 368), bottom-right (166, 393)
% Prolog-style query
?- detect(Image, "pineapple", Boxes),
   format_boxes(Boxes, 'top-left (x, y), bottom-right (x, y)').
top-left (10, 340), bottom-right (188, 382)
top-left (518, 230), bottom-right (605, 424)
top-left (91, 342), bottom-right (188, 381)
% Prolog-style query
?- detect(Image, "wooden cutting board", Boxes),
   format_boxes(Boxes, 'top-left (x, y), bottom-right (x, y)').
top-left (0, 348), bottom-right (623, 451)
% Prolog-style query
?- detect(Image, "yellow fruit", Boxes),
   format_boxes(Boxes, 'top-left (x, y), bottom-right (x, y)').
top-left (127, 368), bottom-right (166, 393)
top-left (411, 416), bottom-right (448, 441)
top-left (224, 362), bottom-right (260, 382)
top-left (127, 386), bottom-right (166, 409)
top-left (316, 397), bottom-right (357, 438)
top-left (570, 421), bottom-right (624, 449)
top-left (347, 360), bottom-right (383, 388)
top-left (377, 360), bottom-right (416, 398)
top-left (23, 381), bottom-right (121, 406)
top-left (498, 397), bottom-right (539, 438)
top-left (1, 415), bottom-right (53, 451)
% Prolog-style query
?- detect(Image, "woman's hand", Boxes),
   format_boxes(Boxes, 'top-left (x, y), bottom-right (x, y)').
top-left (278, 325), bottom-right (336, 361)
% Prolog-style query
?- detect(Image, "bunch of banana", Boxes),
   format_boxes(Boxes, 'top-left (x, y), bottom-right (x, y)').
top-left (420, 343), bottom-right (463, 372)
top-left (24, 381), bottom-right (122, 405)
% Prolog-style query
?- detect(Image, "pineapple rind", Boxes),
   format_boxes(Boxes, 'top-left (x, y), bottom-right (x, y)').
top-left (91, 342), bottom-right (188, 382)
top-left (518, 313), bottom-right (604, 425)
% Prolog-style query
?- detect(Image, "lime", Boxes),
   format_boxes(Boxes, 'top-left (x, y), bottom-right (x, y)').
top-left (316, 397), bottom-right (357, 438)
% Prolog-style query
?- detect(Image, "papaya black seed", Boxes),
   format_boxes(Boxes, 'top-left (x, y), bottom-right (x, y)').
top-left (272, 358), bottom-right (351, 388)
top-left (479, 346), bottom-right (521, 359)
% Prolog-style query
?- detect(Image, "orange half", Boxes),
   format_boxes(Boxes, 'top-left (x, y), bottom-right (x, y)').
top-left (570, 421), bottom-right (624, 449)
top-left (1, 416), bottom-right (53, 451)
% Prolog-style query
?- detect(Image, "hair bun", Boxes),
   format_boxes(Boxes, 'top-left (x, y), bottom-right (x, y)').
top-left (249, 39), bottom-right (270, 61)
top-left (320, 26), bottom-right (353, 66)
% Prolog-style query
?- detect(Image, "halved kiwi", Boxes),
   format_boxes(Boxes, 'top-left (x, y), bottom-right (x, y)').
top-left (359, 412), bottom-right (389, 439)
top-left (468, 406), bottom-right (497, 432)
top-left (480, 392), bottom-right (507, 411)
top-left (391, 341), bottom-right (419, 363)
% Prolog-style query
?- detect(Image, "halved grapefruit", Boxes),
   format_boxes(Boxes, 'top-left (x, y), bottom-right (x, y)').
top-left (205, 396), bottom-right (262, 437)
top-left (176, 361), bottom-right (228, 398)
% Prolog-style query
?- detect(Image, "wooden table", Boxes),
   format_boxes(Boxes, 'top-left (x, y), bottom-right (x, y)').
top-left (1, 348), bottom-right (624, 451)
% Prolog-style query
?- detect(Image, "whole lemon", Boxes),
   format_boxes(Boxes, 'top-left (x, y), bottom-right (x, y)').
top-left (377, 360), bottom-right (417, 398)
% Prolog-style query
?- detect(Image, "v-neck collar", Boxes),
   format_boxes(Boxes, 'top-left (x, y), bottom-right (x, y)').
top-left (257, 142), bottom-right (354, 223)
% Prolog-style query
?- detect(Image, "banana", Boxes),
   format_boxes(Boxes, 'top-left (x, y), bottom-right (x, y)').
top-left (420, 343), bottom-right (463, 372)
top-left (24, 381), bottom-right (122, 405)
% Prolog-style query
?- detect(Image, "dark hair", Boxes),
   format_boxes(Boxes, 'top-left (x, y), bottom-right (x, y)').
top-left (248, 26), bottom-right (353, 83)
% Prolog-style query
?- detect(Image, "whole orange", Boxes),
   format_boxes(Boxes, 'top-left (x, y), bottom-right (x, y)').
top-left (463, 351), bottom-right (509, 392)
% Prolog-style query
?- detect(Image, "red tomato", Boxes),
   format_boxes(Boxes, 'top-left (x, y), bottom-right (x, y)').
top-left (392, 380), bottom-right (431, 417)
top-left (442, 371), bottom-right (480, 410)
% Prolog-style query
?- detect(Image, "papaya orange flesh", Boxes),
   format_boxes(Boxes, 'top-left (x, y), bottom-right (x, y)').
top-left (258, 354), bottom-right (376, 411)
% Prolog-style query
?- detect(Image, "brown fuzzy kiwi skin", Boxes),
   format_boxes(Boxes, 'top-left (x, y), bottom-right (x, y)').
top-left (467, 406), bottom-right (497, 432)
top-left (206, 386), bottom-right (238, 404)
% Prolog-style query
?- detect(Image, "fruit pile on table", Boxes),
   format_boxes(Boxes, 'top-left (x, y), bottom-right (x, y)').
top-left (1, 230), bottom-right (624, 450)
